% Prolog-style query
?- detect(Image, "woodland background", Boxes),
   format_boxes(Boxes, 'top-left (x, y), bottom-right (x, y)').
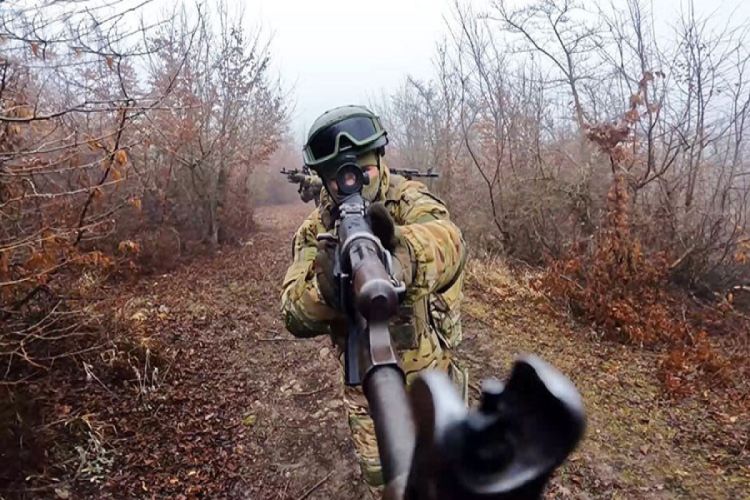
top-left (1, 0), bottom-right (748, 496)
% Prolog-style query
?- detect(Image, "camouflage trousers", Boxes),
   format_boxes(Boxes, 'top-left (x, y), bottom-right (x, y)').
top-left (341, 356), bottom-right (468, 497)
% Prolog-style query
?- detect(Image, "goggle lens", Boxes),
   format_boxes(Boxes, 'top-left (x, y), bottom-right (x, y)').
top-left (306, 116), bottom-right (380, 162)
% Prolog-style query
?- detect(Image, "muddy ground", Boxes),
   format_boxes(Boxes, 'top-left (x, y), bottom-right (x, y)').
top-left (9, 202), bottom-right (746, 499)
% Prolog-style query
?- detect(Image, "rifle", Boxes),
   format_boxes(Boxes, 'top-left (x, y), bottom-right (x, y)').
top-left (280, 166), bottom-right (306, 183)
top-left (281, 166), bottom-right (322, 206)
top-left (390, 168), bottom-right (440, 180)
top-left (320, 155), bottom-right (585, 499)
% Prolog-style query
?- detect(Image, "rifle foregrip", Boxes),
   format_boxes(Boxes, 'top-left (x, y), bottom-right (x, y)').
top-left (338, 195), bottom-right (400, 322)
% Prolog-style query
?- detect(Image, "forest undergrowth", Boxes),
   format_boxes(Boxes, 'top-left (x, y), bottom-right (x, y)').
top-left (2, 203), bottom-right (747, 499)
top-left (2, 0), bottom-right (750, 497)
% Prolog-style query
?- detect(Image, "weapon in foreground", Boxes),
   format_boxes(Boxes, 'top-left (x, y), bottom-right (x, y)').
top-left (390, 168), bottom-right (440, 180)
top-left (281, 166), bottom-right (322, 206)
top-left (319, 155), bottom-right (585, 499)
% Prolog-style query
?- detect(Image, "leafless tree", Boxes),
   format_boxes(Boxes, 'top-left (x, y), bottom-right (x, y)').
top-left (0, 0), bottom-right (288, 380)
top-left (143, 2), bottom-right (286, 249)
top-left (491, 0), bottom-right (602, 131)
top-left (375, 0), bottom-right (750, 288)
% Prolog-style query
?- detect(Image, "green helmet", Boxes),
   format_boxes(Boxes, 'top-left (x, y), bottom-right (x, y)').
top-left (302, 105), bottom-right (388, 178)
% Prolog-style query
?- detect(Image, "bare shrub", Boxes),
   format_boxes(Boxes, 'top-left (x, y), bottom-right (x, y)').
top-left (0, 0), bottom-right (288, 373)
top-left (378, 0), bottom-right (750, 294)
top-left (542, 82), bottom-right (739, 397)
top-left (141, 3), bottom-right (286, 250)
top-left (0, 0), bottom-right (171, 381)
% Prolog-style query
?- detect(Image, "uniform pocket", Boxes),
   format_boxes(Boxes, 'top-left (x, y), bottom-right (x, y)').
top-left (389, 304), bottom-right (418, 350)
top-left (429, 293), bottom-right (462, 349)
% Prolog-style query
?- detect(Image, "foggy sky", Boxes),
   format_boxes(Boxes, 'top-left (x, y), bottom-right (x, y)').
top-left (142, 0), bottom-right (750, 144)
top-left (247, 0), bottom-right (749, 143)
top-left (248, 0), bottom-right (450, 141)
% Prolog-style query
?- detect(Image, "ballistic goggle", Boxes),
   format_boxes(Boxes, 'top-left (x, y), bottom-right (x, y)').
top-left (303, 115), bottom-right (387, 170)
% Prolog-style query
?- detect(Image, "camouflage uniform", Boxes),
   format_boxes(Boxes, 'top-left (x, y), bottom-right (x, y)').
top-left (298, 174), bottom-right (323, 206)
top-left (280, 161), bottom-right (467, 492)
top-left (287, 172), bottom-right (323, 206)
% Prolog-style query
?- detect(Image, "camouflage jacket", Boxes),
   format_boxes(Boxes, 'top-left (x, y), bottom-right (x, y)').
top-left (280, 164), bottom-right (466, 381)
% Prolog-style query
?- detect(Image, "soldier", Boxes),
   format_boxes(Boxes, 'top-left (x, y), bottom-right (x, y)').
top-left (282, 168), bottom-right (323, 206)
top-left (280, 105), bottom-right (467, 496)
top-left (298, 173), bottom-right (322, 206)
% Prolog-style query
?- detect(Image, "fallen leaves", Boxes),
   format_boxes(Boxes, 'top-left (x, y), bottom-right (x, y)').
top-left (129, 310), bottom-right (148, 322)
top-left (114, 149), bottom-right (128, 166)
top-left (54, 487), bottom-right (71, 499)
top-left (118, 240), bottom-right (141, 254)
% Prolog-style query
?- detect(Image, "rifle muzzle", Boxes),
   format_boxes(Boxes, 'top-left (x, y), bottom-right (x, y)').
top-left (353, 260), bottom-right (398, 322)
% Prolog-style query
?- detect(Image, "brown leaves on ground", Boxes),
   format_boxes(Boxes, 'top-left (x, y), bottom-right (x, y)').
top-left (1, 203), bottom-right (367, 499)
top-left (541, 174), bottom-right (745, 402)
top-left (463, 259), bottom-right (749, 499)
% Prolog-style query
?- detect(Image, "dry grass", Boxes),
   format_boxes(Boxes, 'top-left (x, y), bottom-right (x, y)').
top-left (461, 257), bottom-right (749, 498)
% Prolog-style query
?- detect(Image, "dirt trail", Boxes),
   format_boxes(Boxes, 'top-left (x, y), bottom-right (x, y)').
top-left (95, 203), bottom-right (367, 499)
top-left (87, 203), bottom-right (746, 499)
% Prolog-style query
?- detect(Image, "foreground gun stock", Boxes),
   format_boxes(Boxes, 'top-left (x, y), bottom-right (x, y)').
top-left (385, 356), bottom-right (585, 500)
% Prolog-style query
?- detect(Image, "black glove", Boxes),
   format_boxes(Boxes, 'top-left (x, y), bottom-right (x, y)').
top-left (368, 202), bottom-right (414, 287)
top-left (367, 202), bottom-right (398, 252)
top-left (314, 238), bottom-right (340, 310)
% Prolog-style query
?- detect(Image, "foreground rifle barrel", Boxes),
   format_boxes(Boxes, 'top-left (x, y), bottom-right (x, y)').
top-left (365, 367), bottom-right (415, 483)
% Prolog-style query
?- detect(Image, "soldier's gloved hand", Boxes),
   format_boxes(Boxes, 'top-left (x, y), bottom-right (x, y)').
top-left (319, 202), bottom-right (336, 231)
top-left (368, 202), bottom-right (398, 252)
top-left (314, 238), bottom-right (340, 310)
top-left (368, 202), bottom-right (414, 288)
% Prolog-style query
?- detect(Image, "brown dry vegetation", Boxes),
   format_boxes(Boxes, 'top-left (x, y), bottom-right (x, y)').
top-left (2, 0), bottom-right (750, 498)
top-left (463, 259), bottom-right (749, 498)
top-left (2, 204), bottom-right (746, 498)
top-left (379, 0), bottom-right (750, 292)
top-left (376, 0), bottom-right (750, 417)
top-left (1, 0), bottom-right (285, 392)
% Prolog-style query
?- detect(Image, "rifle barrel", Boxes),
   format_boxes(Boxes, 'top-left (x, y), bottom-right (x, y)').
top-left (391, 168), bottom-right (440, 179)
top-left (364, 366), bottom-right (416, 484)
